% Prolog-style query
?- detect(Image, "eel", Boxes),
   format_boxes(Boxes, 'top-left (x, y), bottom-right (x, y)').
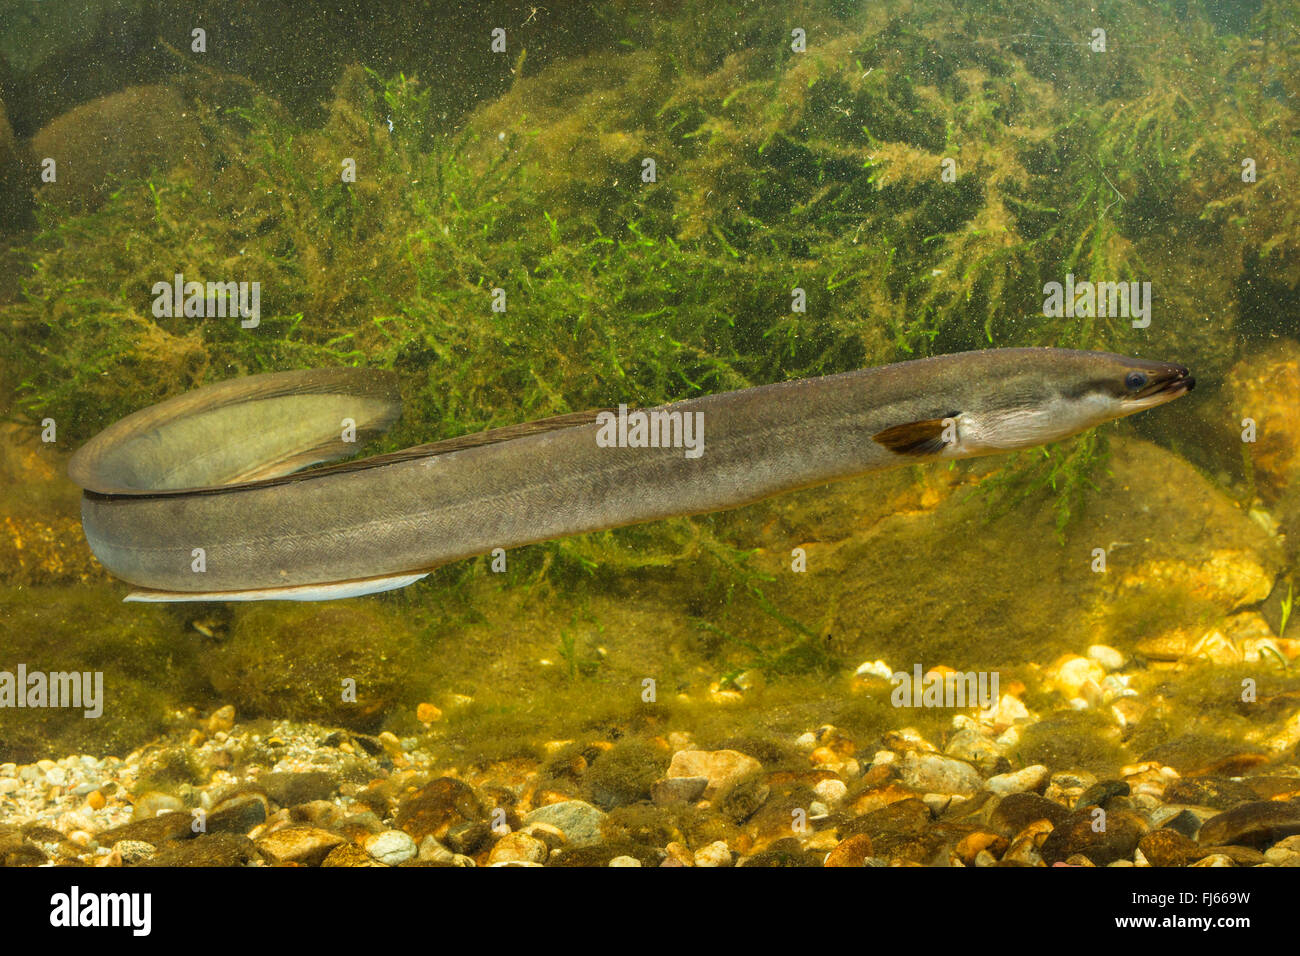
top-left (66, 348), bottom-right (1194, 602)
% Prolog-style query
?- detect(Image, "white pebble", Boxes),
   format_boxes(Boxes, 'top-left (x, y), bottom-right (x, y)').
top-left (1087, 644), bottom-right (1125, 671)
top-left (364, 829), bottom-right (417, 865)
top-left (693, 841), bottom-right (732, 867)
top-left (812, 778), bottom-right (848, 807)
top-left (854, 660), bottom-right (893, 680)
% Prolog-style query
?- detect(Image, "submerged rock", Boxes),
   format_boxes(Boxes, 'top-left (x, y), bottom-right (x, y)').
top-left (394, 777), bottom-right (486, 842)
top-left (1039, 809), bottom-right (1149, 866)
top-left (665, 749), bottom-right (762, 800)
top-left (255, 826), bottom-right (345, 866)
top-left (1197, 800), bottom-right (1300, 848)
top-left (522, 800), bottom-right (607, 849)
top-left (899, 752), bottom-right (983, 795)
top-left (1162, 776), bottom-right (1257, 810)
top-left (1227, 340), bottom-right (1300, 501)
top-left (27, 85), bottom-right (206, 213)
top-left (1138, 829), bottom-right (1201, 867)
top-left (739, 438), bottom-right (1282, 677)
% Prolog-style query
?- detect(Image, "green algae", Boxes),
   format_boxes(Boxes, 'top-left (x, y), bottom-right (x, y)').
top-left (1015, 709), bottom-right (1128, 776)
top-left (202, 603), bottom-right (425, 733)
top-left (585, 738), bottom-right (668, 808)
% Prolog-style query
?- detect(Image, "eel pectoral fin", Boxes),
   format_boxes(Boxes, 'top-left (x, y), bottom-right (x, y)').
top-left (872, 414), bottom-right (957, 456)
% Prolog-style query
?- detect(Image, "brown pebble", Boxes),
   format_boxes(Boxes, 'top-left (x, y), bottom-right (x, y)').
top-left (255, 826), bottom-right (345, 866)
top-left (1198, 800), bottom-right (1300, 848)
top-left (1138, 828), bottom-right (1201, 867)
top-left (954, 830), bottom-right (1008, 865)
top-left (824, 834), bottom-right (874, 867)
top-left (86, 790), bottom-right (106, 811)
top-left (205, 704), bottom-right (236, 733)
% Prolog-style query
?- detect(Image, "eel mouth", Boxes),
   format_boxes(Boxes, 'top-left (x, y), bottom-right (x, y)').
top-left (1126, 362), bottom-right (1195, 411)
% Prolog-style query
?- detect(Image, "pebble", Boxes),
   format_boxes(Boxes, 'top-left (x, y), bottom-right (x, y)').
top-left (953, 830), bottom-right (1008, 866)
top-left (132, 791), bottom-right (183, 821)
top-left (1197, 800), bottom-right (1300, 848)
top-left (608, 855), bottom-right (641, 867)
top-left (322, 843), bottom-right (385, 867)
top-left (651, 776), bottom-right (707, 805)
top-left (1040, 809), bottom-right (1149, 866)
top-left (853, 660), bottom-right (893, 680)
top-left (1087, 645), bottom-right (1125, 671)
top-left (986, 765), bottom-right (1048, 795)
top-left (944, 727), bottom-right (1004, 769)
top-left (1150, 807), bottom-right (1204, 839)
top-left (255, 826), bottom-right (345, 866)
top-left (693, 841), bottom-right (732, 867)
top-left (114, 840), bottom-right (156, 864)
top-left (364, 829), bottom-right (417, 865)
top-left (920, 795), bottom-right (952, 817)
top-left (1003, 819), bottom-right (1054, 866)
top-left (824, 833), bottom-right (874, 867)
top-left (665, 750), bottom-right (761, 800)
top-left (44, 766), bottom-right (68, 787)
top-left (394, 777), bottom-right (485, 841)
top-left (1201, 844), bottom-right (1265, 865)
top-left (417, 835), bottom-right (454, 862)
top-left (208, 793), bottom-right (268, 834)
top-left (206, 705), bottom-right (236, 734)
top-left (984, 694), bottom-right (1030, 727)
top-left (1263, 835), bottom-right (1300, 866)
top-left (988, 793), bottom-right (1071, 836)
top-left (1162, 776), bottom-right (1256, 810)
top-left (523, 800), bottom-right (606, 848)
top-left (898, 753), bottom-right (983, 795)
top-left (1074, 780), bottom-right (1130, 810)
top-left (486, 831), bottom-right (548, 865)
top-left (1138, 828), bottom-right (1201, 867)
top-left (1047, 655), bottom-right (1107, 698)
top-left (812, 778), bottom-right (848, 807)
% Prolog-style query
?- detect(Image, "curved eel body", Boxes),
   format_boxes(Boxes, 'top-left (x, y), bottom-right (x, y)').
top-left (67, 348), bottom-right (1194, 601)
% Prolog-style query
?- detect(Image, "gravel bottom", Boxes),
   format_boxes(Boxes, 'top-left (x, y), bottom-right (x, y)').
top-left (3, 645), bottom-right (1300, 867)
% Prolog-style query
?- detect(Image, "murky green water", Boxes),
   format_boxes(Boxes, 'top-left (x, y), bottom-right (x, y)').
top-left (0, 0), bottom-right (1297, 868)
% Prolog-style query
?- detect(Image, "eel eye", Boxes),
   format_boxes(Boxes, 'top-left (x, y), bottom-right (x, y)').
top-left (1125, 371), bottom-right (1148, 391)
